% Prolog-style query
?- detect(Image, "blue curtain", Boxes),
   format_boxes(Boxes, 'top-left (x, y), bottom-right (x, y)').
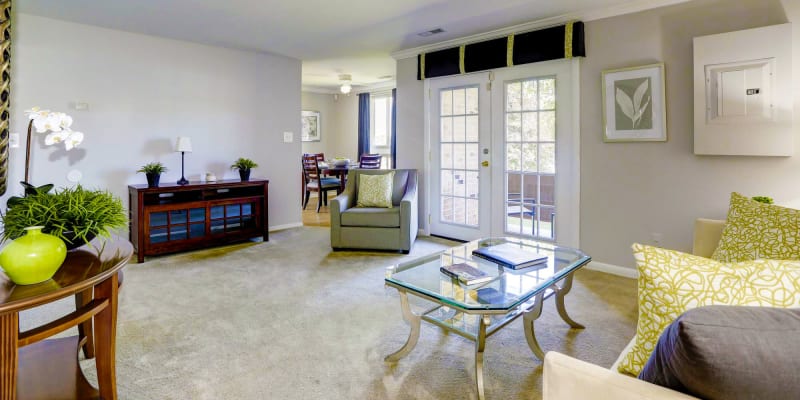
top-left (391, 88), bottom-right (397, 168)
top-left (358, 93), bottom-right (370, 159)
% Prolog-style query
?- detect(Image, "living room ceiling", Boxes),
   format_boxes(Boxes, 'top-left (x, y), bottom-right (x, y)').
top-left (18, 0), bottom-right (683, 92)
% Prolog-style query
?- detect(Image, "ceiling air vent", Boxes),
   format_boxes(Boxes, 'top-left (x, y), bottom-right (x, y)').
top-left (418, 28), bottom-right (445, 37)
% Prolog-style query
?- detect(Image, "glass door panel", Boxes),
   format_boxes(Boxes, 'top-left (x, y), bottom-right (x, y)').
top-left (502, 76), bottom-right (557, 241)
top-left (429, 73), bottom-right (491, 241)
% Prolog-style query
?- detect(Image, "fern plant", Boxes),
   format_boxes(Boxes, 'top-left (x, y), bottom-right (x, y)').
top-left (1, 185), bottom-right (128, 248)
top-left (230, 158), bottom-right (258, 171)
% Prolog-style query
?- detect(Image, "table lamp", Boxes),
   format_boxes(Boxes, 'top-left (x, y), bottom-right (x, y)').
top-left (175, 136), bottom-right (192, 185)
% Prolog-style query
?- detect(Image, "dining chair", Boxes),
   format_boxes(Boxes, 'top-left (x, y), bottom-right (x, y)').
top-left (302, 154), bottom-right (341, 212)
top-left (359, 154), bottom-right (382, 169)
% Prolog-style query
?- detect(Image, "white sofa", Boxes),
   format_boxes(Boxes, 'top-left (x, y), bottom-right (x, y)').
top-left (543, 218), bottom-right (726, 400)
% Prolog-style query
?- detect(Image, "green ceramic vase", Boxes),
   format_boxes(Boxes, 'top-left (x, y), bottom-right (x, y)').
top-left (0, 226), bottom-right (67, 285)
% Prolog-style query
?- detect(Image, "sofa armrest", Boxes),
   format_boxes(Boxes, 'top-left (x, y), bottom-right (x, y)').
top-left (692, 218), bottom-right (725, 258)
top-left (544, 352), bottom-right (698, 400)
top-left (399, 171), bottom-right (418, 250)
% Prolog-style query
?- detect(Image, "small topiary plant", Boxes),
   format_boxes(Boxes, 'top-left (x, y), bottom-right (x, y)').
top-left (752, 196), bottom-right (774, 204)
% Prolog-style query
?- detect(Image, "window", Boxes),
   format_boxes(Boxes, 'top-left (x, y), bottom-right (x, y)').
top-left (370, 93), bottom-right (393, 168)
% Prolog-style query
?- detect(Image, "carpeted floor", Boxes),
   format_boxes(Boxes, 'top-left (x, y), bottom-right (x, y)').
top-left (21, 227), bottom-right (637, 399)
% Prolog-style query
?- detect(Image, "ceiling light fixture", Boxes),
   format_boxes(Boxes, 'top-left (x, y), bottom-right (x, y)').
top-left (339, 74), bottom-right (352, 94)
top-left (417, 28), bottom-right (445, 37)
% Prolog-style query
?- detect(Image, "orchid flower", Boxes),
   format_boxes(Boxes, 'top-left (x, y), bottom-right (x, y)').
top-left (25, 107), bottom-right (84, 150)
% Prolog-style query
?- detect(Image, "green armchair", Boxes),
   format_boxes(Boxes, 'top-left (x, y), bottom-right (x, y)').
top-left (330, 169), bottom-right (418, 253)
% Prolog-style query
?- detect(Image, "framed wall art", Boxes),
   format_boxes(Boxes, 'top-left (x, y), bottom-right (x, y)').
top-left (602, 63), bottom-right (667, 142)
top-left (301, 110), bottom-right (321, 142)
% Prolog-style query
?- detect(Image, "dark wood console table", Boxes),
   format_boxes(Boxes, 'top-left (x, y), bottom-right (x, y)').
top-left (0, 237), bottom-right (133, 400)
top-left (129, 179), bottom-right (269, 263)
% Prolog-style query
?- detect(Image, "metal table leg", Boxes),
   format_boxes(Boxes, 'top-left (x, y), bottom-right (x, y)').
top-left (555, 274), bottom-right (585, 329)
top-left (385, 291), bottom-right (422, 362)
top-left (522, 292), bottom-right (546, 360)
top-left (475, 315), bottom-right (490, 400)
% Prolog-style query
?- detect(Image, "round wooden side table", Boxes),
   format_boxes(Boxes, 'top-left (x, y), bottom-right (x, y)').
top-left (0, 236), bottom-right (133, 400)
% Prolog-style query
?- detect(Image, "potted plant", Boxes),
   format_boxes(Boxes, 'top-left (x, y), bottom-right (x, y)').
top-left (137, 162), bottom-right (168, 187)
top-left (230, 158), bottom-right (258, 181)
top-left (1, 185), bottom-right (128, 250)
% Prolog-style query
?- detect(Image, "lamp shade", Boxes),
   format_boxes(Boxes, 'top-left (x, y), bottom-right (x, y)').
top-left (175, 136), bottom-right (193, 152)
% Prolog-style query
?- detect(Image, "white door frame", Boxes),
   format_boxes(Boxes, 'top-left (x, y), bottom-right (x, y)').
top-left (423, 59), bottom-right (581, 248)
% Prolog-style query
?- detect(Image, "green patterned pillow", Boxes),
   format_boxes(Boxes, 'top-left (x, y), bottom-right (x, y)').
top-left (712, 192), bottom-right (800, 262)
top-left (356, 172), bottom-right (394, 208)
top-left (617, 243), bottom-right (800, 376)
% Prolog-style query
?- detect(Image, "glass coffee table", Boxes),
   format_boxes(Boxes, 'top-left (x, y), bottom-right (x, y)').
top-left (384, 237), bottom-right (591, 400)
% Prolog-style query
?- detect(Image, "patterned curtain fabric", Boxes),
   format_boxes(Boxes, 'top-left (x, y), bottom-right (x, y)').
top-left (358, 93), bottom-right (370, 159)
top-left (391, 88), bottom-right (397, 168)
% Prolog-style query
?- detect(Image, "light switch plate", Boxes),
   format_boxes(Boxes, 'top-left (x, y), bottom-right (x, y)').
top-left (9, 132), bottom-right (19, 148)
top-left (283, 132), bottom-right (293, 143)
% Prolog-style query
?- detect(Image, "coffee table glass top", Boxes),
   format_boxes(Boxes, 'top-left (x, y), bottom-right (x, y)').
top-left (385, 237), bottom-right (591, 311)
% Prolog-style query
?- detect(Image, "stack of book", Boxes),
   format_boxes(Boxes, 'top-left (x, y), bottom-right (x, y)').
top-left (440, 262), bottom-right (494, 285)
top-left (472, 242), bottom-right (548, 270)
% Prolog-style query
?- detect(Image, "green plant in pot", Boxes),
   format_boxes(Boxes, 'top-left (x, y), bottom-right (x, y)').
top-left (138, 162), bottom-right (168, 188)
top-left (231, 158), bottom-right (258, 181)
top-left (1, 185), bottom-right (128, 251)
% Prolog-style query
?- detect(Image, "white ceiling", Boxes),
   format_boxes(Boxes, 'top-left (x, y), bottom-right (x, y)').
top-left (18, 0), bottom-right (678, 92)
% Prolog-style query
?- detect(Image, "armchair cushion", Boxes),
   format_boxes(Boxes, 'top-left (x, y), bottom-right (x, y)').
top-left (617, 244), bottom-right (800, 376)
top-left (640, 305), bottom-right (800, 400)
top-left (356, 172), bottom-right (394, 208)
top-left (341, 207), bottom-right (400, 228)
top-left (712, 192), bottom-right (800, 262)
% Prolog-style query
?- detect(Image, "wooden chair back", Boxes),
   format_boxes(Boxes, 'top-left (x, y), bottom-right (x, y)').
top-left (302, 154), bottom-right (322, 186)
top-left (359, 154), bottom-right (382, 169)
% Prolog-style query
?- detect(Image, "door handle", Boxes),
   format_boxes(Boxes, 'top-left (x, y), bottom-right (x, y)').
top-left (481, 160), bottom-right (490, 167)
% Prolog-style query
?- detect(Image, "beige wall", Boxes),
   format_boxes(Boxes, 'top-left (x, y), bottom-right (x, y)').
top-left (395, 0), bottom-right (799, 269)
top-left (301, 92), bottom-right (359, 161)
top-left (580, 0), bottom-right (796, 268)
top-left (10, 14), bottom-right (303, 229)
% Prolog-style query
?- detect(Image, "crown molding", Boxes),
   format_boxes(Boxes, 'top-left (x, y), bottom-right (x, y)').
top-left (301, 85), bottom-right (340, 94)
top-left (302, 80), bottom-right (396, 96)
top-left (391, 0), bottom-right (691, 60)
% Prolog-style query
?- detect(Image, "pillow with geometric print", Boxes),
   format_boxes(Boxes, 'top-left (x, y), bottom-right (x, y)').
top-left (711, 192), bottom-right (800, 262)
top-left (356, 172), bottom-right (394, 208)
top-left (616, 243), bottom-right (800, 377)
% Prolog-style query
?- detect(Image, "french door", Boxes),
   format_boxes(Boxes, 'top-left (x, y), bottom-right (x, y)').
top-left (428, 73), bottom-right (492, 240)
top-left (427, 60), bottom-right (579, 247)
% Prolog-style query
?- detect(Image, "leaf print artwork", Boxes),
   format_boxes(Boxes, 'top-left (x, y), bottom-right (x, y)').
top-left (614, 77), bottom-right (653, 130)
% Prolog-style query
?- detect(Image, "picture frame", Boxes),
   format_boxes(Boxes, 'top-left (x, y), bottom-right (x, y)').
top-left (602, 63), bottom-right (667, 142)
top-left (301, 110), bottom-right (321, 142)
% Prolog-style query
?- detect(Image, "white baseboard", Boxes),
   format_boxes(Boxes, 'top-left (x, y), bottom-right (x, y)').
top-left (269, 222), bottom-right (303, 232)
top-left (585, 261), bottom-right (638, 279)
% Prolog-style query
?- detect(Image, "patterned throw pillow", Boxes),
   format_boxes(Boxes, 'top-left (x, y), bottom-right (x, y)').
top-left (356, 172), bottom-right (394, 208)
top-left (712, 192), bottom-right (800, 262)
top-left (616, 243), bottom-right (800, 376)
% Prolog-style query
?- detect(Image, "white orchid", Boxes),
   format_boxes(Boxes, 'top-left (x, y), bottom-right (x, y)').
top-left (25, 107), bottom-right (84, 149)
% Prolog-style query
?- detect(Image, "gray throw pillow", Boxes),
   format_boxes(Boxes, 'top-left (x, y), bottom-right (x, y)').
top-left (639, 305), bottom-right (800, 399)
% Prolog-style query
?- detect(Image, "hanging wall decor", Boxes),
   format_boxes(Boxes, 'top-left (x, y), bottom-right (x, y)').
top-left (0, 1), bottom-right (11, 195)
top-left (602, 63), bottom-right (667, 142)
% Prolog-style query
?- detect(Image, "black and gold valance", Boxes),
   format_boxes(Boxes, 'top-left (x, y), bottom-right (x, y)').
top-left (417, 21), bottom-right (585, 80)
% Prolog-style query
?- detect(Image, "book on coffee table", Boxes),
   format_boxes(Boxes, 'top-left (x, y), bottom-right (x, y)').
top-left (440, 262), bottom-right (494, 285)
top-left (472, 243), bottom-right (548, 270)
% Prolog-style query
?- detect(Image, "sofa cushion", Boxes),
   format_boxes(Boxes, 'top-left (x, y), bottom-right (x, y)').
top-left (356, 172), bottom-right (394, 208)
top-left (639, 305), bottom-right (800, 400)
top-left (341, 207), bottom-right (400, 227)
top-left (617, 244), bottom-right (800, 376)
top-left (712, 192), bottom-right (800, 262)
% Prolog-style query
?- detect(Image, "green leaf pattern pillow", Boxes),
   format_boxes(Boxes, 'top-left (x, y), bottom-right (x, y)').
top-left (712, 192), bottom-right (800, 262)
top-left (617, 243), bottom-right (800, 376)
top-left (356, 172), bottom-right (394, 208)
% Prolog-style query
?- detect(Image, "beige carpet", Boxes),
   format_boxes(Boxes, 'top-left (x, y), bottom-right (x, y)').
top-left (21, 227), bottom-right (637, 399)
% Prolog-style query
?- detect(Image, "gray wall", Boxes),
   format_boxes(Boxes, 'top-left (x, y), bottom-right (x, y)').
top-left (301, 92), bottom-right (359, 161)
top-left (395, 0), bottom-right (800, 269)
top-left (10, 14), bottom-right (302, 229)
